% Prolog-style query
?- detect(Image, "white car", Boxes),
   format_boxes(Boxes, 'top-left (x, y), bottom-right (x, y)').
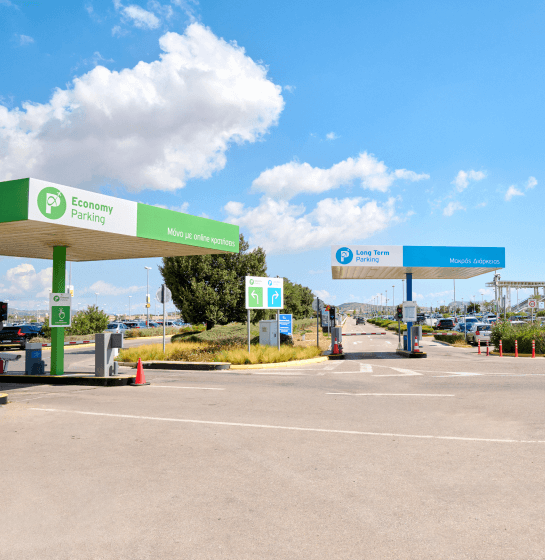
top-left (105, 322), bottom-right (130, 333)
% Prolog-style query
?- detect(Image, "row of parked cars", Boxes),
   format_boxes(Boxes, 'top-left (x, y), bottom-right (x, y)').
top-left (105, 320), bottom-right (189, 333)
top-left (0, 323), bottom-right (45, 349)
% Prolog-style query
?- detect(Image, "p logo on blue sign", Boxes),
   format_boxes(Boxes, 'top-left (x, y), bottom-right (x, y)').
top-left (336, 247), bottom-right (353, 264)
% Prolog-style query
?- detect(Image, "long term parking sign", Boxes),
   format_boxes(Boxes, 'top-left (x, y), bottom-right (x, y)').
top-left (245, 276), bottom-right (284, 309)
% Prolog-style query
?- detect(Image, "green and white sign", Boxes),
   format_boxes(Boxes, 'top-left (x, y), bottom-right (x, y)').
top-left (245, 276), bottom-right (284, 310)
top-left (49, 293), bottom-right (72, 327)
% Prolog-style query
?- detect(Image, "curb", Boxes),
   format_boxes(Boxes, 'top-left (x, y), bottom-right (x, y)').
top-left (231, 356), bottom-right (329, 370)
top-left (143, 361), bottom-right (230, 371)
top-left (489, 352), bottom-right (545, 358)
top-left (396, 349), bottom-right (428, 359)
top-left (0, 374), bottom-right (135, 386)
top-left (0, 393), bottom-right (8, 405)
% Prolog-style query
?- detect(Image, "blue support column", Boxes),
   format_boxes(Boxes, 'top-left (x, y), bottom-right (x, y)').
top-left (406, 272), bottom-right (413, 352)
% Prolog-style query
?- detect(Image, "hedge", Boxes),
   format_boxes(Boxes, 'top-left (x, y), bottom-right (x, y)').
top-left (490, 321), bottom-right (545, 354)
top-left (434, 333), bottom-right (466, 344)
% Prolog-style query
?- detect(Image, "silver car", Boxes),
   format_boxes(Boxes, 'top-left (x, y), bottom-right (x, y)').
top-left (105, 322), bottom-right (130, 333)
top-left (466, 323), bottom-right (492, 345)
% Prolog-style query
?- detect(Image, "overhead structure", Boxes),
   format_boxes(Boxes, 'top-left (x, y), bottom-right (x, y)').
top-left (0, 178), bottom-right (239, 375)
top-left (485, 279), bottom-right (545, 313)
top-left (331, 244), bottom-right (505, 352)
top-left (331, 245), bottom-right (505, 280)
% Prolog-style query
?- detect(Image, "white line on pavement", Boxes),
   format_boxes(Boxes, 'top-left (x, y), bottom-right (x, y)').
top-left (373, 367), bottom-right (422, 377)
top-left (359, 364), bottom-right (373, 373)
top-left (326, 393), bottom-right (454, 397)
top-left (29, 408), bottom-right (545, 444)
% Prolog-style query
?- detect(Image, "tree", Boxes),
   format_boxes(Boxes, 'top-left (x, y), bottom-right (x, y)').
top-left (283, 278), bottom-right (314, 319)
top-left (160, 234), bottom-right (267, 329)
top-left (467, 302), bottom-right (480, 313)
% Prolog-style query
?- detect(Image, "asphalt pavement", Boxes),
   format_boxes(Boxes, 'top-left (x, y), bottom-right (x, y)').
top-left (1, 318), bottom-right (544, 559)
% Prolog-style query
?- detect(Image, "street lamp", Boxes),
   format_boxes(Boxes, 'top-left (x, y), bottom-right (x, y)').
top-left (128, 296), bottom-right (132, 321)
top-left (144, 266), bottom-right (152, 326)
top-left (392, 285), bottom-right (395, 309)
top-left (385, 289), bottom-right (388, 314)
top-left (95, 293), bottom-right (99, 307)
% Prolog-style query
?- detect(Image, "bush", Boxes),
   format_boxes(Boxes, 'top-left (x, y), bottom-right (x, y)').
top-left (434, 333), bottom-right (466, 344)
top-left (41, 305), bottom-right (109, 337)
top-left (490, 321), bottom-right (545, 354)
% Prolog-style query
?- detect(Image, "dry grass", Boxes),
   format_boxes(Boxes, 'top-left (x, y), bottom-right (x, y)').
top-left (117, 339), bottom-right (322, 365)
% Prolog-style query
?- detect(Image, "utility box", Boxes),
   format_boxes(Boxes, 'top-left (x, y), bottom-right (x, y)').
top-left (331, 326), bottom-right (342, 351)
top-left (95, 333), bottom-right (123, 377)
top-left (25, 342), bottom-right (45, 375)
top-left (259, 320), bottom-right (278, 347)
top-left (411, 325), bottom-right (422, 341)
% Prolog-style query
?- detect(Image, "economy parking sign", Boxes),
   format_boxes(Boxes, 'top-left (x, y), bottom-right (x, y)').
top-left (245, 276), bottom-right (284, 309)
top-left (49, 293), bottom-right (72, 327)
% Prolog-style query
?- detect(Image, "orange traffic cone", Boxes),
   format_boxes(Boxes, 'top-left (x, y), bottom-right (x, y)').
top-left (333, 338), bottom-right (340, 354)
top-left (130, 358), bottom-right (150, 386)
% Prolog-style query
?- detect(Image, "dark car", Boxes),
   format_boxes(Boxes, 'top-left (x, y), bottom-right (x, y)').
top-left (0, 325), bottom-right (41, 349)
top-left (435, 319), bottom-right (455, 330)
top-left (356, 317), bottom-right (365, 325)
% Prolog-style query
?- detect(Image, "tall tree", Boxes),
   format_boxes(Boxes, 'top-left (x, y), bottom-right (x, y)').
top-left (159, 234), bottom-right (267, 329)
top-left (283, 278), bottom-right (314, 319)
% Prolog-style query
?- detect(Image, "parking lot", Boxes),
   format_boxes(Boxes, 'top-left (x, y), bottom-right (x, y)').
top-left (1, 318), bottom-right (544, 559)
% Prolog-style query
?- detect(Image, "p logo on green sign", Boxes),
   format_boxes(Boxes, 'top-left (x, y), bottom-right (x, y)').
top-left (37, 187), bottom-right (67, 220)
top-left (53, 295), bottom-right (60, 302)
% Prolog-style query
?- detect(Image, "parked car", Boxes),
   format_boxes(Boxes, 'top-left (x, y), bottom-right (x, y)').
top-left (0, 325), bottom-right (42, 349)
top-left (356, 317), bottom-right (366, 325)
top-left (436, 318), bottom-right (455, 330)
top-left (453, 322), bottom-right (472, 333)
top-left (467, 323), bottom-right (492, 345)
top-left (123, 321), bottom-right (148, 329)
top-left (105, 323), bottom-right (130, 333)
top-left (147, 321), bottom-right (161, 328)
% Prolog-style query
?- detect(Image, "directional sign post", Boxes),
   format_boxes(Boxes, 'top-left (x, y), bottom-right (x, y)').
top-left (245, 276), bottom-right (284, 352)
top-left (156, 284), bottom-right (172, 352)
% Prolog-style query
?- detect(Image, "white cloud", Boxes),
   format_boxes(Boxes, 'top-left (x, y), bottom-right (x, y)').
top-left (251, 152), bottom-right (429, 200)
top-left (114, 1), bottom-right (160, 29)
top-left (153, 202), bottom-right (189, 213)
top-left (111, 25), bottom-right (127, 37)
top-left (505, 185), bottom-right (524, 201)
top-left (443, 201), bottom-right (465, 216)
top-left (526, 176), bottom-right (537, 190)
top-left (0, 23), bottom-right (283, 191)
top-left (83, 280), bottom-right (142, 296)
top-left (0, 263), bottom-right (52, 298)
top-left (225, 196), bottom-right (398, 254)
top-left (313, 289), bottom-right (330, 299)
top-left (308, 270), bottom-right (324, 274)
top-left (283, 85), bottom-right (295, 93)
top-left (451, 169), bottom-right (486, 192)
top-left (326, 132), bottom-right (339, 140)
top-left (18, 34), bottom-right (34, 45)
top-left (475, 201), bottom-right (487, 208)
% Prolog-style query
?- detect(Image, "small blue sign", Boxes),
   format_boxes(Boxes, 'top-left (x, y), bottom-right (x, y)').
top-left (267, 288), bottom-right (282, 308)
top-left (279, 314), bottom-right (292, 335)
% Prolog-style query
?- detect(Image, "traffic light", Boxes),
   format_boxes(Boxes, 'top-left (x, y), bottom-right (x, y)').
top-left (0, 301), bottom-right (7, 322)
top-left (329, 306), bottom-right (336, 321)
top-left (396, 305), bottom-right (403, 321)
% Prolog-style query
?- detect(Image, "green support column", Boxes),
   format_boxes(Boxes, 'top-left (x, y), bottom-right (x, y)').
top-left (51, 246), bottom-right (67, 376)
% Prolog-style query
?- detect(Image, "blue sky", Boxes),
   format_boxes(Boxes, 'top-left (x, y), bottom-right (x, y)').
top-left (1, 0), bottom-right (544, 316)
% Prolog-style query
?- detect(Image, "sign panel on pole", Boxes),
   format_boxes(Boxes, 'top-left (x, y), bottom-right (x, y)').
top-left (528, 299), bottom-right (537, 309)
top-left (402, 301), bottom-right (417, 323)
top-left (539, 301), bottom-right (545, 310)
top-left (156, 286), bottom-right (172, 304)
top-left (245, 276), bottom-right (284, 310)
top-left (279, 314), bottom-right (292, 336)
top-left (49, 293), bottom-right (72, 327)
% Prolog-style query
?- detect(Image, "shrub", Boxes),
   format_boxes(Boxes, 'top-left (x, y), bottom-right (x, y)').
top-left (41, 305), bottom-right (109, 337)
top-left (434, 333), bottom-right (465, 344)
top-left (490, 321), bottom-right (545, 354)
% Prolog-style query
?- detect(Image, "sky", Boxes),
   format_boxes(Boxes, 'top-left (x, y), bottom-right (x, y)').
top-left (1, 0), bottom-right (545, 317)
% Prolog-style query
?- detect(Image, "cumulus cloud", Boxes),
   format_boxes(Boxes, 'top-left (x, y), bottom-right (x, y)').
top-left (526, 176), bottom-right (537, 190)
top-left (251, 152), bottom-right (429, 200)
top-left (83, 280), bottom-right (142, 296)
top-left (326, 132), bottom-right (339, 140)
top-left (313, 289), bottom-right (334, 301)
top-left (443, 201), bottom-right (465, 216)
top-left (0, 263), bottom-right (52, 298)
top-left (225, 196), bottom-right (398, 254)
top-left (283, 85), bottom-right (296, 93)
top-left (451, 169), bottom-right (486, 192)
top-left (505, 185), bottom-right (524, 201)
top-left (0, 23), bottom-right (284, 191)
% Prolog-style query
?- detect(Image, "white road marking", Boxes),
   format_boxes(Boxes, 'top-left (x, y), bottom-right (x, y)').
top-left (373, 367), bottom-right (423, 377)
top-left (149, 386), bottom-right (225, 390)
top-left (30, 408), bottom-right (545, 444)
top-left (359, 364), bottom-right (373, 373)
top-left (326, 393), bottom-right (454, 397)
top-left (384, 341), bottom-right (392, 345)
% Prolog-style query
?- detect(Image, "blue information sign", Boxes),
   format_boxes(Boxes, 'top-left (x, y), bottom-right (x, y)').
top-left (279, 314), bottom-right (292, 335)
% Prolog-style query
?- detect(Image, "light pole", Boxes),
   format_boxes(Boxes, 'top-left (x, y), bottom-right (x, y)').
top-left (392, 285), bottom-right (395, 309)
top-left (402, 279), bottom-right (405, 302)
top-left (144, 266), bottom-right (152, 326)
top-left (385, 289), bottom-right (388, 315)
top-left (95, 293), bottom-right (99, 307)
top-left (128, 296), bottom-right (132, 321)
